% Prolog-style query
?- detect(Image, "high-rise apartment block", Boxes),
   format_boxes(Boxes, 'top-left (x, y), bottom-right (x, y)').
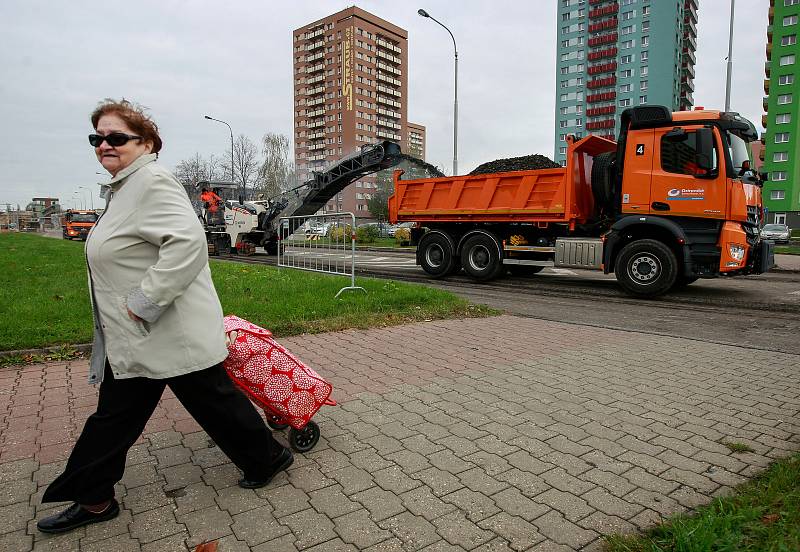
top-left (762, 0), bottom-right (799, 226)
top-left (554, 0), bottom-right (698, 166)
top-left (293, 7), bottom-right (423, 219)
top-left (407, 122), bottom-right (426, 160)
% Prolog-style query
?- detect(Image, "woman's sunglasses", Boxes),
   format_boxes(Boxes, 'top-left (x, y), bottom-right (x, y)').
top-left (88, 132), bottom-right (143, 148)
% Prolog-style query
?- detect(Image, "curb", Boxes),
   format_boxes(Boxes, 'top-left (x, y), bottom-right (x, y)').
top-left (0, 343), bottom-right (92, 367)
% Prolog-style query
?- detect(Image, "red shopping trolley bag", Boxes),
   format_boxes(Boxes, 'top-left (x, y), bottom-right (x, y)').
top-left (223, 315), bottom-right (335, 430)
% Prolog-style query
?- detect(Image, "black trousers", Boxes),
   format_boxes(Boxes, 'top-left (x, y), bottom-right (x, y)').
top-left (42, 362), bottom-right (282, 505)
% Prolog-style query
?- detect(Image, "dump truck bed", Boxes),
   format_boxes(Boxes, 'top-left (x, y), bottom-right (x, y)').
top-left (389, 135), bottom-right (616, 226)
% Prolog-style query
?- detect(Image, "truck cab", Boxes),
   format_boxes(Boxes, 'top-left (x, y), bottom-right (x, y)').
top-left (62, 210), bottom-right (98, 241)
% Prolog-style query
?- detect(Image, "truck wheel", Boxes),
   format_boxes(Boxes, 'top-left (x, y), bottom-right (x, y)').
top-left (615, 239), bottom-right (677, 297)
top-left (418, 232), bottom-right (456, 277)
top-left (461, 234), bottom-right (503, 281)
top-left (507, 265), bottom-right (545, 277)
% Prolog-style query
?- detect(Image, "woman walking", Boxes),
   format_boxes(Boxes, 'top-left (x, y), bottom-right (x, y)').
top-left (37, 99), bottom-right (292, 534)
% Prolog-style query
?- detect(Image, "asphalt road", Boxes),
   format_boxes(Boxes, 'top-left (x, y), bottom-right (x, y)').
top-left (262, 247), bottom-right (800, 356)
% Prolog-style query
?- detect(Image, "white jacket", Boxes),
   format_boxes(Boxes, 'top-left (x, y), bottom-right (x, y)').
top-left (85, 153), bottom-right (228, 383)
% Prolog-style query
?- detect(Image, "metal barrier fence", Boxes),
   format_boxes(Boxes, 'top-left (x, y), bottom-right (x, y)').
top-left (278, 212), bottom-right (366, 298)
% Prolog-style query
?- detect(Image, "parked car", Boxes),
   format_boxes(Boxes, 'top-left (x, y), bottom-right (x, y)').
top-left (307, 222), bottom-right (332, 236)
top-left (760, 223), bottom-right (791, 244)
top-left (388, 221), bottom-right (416, 237)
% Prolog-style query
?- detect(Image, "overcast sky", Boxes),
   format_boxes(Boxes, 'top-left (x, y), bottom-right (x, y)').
top-left (0, 1), bottom-right (768, 210)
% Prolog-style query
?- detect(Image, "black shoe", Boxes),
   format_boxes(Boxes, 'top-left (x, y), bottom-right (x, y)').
top-left (37, 499), bottom-right (120, 534)
top-left (238, 448), bottom-right (294, 489)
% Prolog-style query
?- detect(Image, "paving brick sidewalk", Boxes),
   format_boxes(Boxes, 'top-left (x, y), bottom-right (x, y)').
top-left (1, 315), bottom-right (798, 551)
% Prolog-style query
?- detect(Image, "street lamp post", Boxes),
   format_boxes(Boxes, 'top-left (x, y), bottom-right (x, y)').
top-left (724, 0), bottom-right (735, 111)
top-left (418, 8), bottom-right (458, 176)
top-left (79, 186), bottom-right (94, 210)
top-left (204, 115), bottom-right (237, 198)
top-left (72, 192), bottom-right (83, 210)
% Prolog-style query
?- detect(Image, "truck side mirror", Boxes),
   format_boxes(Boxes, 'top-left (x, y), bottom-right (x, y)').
top-left (695, 127), bottom-right (715, 172)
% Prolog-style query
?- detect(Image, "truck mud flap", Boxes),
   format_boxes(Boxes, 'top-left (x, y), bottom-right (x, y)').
top-left (754, 240), bottom-right (775, 273)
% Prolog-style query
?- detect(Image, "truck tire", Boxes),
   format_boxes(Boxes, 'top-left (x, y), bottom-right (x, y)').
top-left (591, 151), bottom-right (616, 210)
top-left (461, 233), bottom-right (503, 281)
top-left (615, 239), bottom-right (677, 297)
top-left (418, 232), bottom-right (455, 277)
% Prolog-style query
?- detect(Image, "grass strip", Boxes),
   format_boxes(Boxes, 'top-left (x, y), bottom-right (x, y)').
top-left (774, 244), bottom-right (800, 256)
top-left (1, 233), bottom-right (495, 352)
top-left (605, 452), bottom-right (800, 551)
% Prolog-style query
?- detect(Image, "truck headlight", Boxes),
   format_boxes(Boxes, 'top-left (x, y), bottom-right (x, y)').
top-left (728, 244), bottom-right (746, 261)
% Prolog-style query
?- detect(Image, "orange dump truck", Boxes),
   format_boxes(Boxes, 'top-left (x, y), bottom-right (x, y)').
top-left (62, 209), bottom-right (98, 241)
top-left (389, 105), bottom-right (774, 297)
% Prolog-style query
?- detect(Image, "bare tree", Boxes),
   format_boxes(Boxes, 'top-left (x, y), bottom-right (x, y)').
top-left (220, 134), bottom-right (261, 200)
top-left (256, 133), bottom-right (296, 200)
top-left (175, 152), bottom-right (226, 211)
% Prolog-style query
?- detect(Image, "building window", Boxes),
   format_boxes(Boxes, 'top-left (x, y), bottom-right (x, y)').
top-left (622, 10), bottom-right (636, 20)
top-left (619, 98), bottom-right (632, 107)
top-left (782, 34), bottom-right (797, 46)
top-left (560, 120), bottom-right (568, 128)
top-left (778, 94), bottom-right (793, 104)
top-left (641, 66), bottom-right (648, 76)
top-left (621, 84), bottom-right (632, 92)
top-left (772, 171), bottom-right (788, 181)
top-left (777, 113), bottom-right (792, 124)
top-left (621, 69), bottom-right (633, 77)
top-left (622, 25), bottom-right (636, 35)
top-left (560, 133), bottom-right (567, 141)
top-left (784, 15), bottom-right (798, 26)
top-left (770, 190), bottom-right (786, 200)
top-left (641, 51), bottom-right (648, 61)
top-left (642, 6), bottom-right (650, 15)
top-left (641, 36), bottom-right (649, 47)
top-left (780, 55), bottom-right (796, 66)
top-left (774, 151), bottom-right (789, 162)
top-left (621, 55), bottom-right (632, 63)
top-left (779, 74), bottom-right (795, 85)
top-left (775, 132), bottom-right (790, 143)
top-left (559, 146), bottom-right (567, 155)
top-left (640, 95), bottom-right (648, 103)
top-left (640, 80), bottom-right (648, 90)
top-left (622, 40), bottom-right (635, 49)
top-left (787, 0), bottom-right (800, 5)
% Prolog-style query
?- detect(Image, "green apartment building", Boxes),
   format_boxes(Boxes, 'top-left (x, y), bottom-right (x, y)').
top-left (554, 0), bottom-right (698, 166)
top-left (763, 0), bottom-right (800, 227)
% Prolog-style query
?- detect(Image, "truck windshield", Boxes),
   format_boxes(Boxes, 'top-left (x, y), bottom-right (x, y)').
top-left (725, 132), bottom-right (752, 175)
top-left (69, 214), bottom-right (97, 223)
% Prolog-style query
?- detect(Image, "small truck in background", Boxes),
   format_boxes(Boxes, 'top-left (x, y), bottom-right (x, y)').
top-left (61, 209), bottom-right (98, 241)
top-left (389, 105), bottom-right (773, 297)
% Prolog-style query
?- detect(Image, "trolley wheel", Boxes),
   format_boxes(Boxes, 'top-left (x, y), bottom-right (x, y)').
top-left (289, 421), bottom-right (320, 452)
top-left (267, 416), bottom-right (289, 431)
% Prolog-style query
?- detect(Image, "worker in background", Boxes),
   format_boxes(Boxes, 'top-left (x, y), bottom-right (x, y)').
top-left (200, 187), bottom-right (222, 224)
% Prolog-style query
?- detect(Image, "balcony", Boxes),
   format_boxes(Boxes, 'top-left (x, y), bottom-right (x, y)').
top-left (587, 91), bottom-right (616, 103)
top-left (377, 72), bottom-right (401, 86)
top-left (681, 62), bottom-right (695, 78)
top-left (305, 108), bottom-right (325, 117)
top-left (307, 74), bottom-right (325, 85)
top-left (588, 0), bottom-right (606, 5)
top-left (683, 17), bottom-right (697, 38)
top-left (377, 62), bottom-right (401, 75)
top-left (377, 84), bottom-right (401, 97)
top-left (586, 119), bottom-right (615, 131)
top-left (307, 63), bottom-right (324, 73)
top-left (684, 0), bottom-right (698, 23)
top-left (767, 25), bottom-right (773, 41)
top-left (376, 95), bottom-right (402, 108)
top-left (766, 41), bottom-right (772, 56)
top-left (586, 105), bottom-right (616, 116)
top-left (376, 49), bottom-right (401, 64)
top-left (765, 61), bottom-right (770, 78)
top-left (308, 143), bottom-right (326, 151)
top-left (307, 131), bottom-right (325, 140)
top-left (307, 120), bottom-right (325, 129)
top-left (589, 18), bottom-right (618, 34)
top-left (377, 118), bottom-right (402, 130)
top-left (763, 96), bottom-right (769, 111)
top-left (377, 107), bottom-right (401, 119)
top-left (306, 40), bottom-right (324, 51)
top-left (589, 3), bottom-right (618, 19)
top-left (307, 85), bottom-right (325, 96)
top-left (587, 76), bottom-right (617, 89)
top-left (682, 47), bottom-right (696, 64)
top-left (306, 52), bottom-right (324, 63)
top-left (305, 28), bottom-right (324, 40)
top-left (762, 113), bottom-right (767, 129)
top-left (376, 128), bottom-right (402, 141)
top-left (588, 32), bottom-right (617, 47)
top-left (588, 46), bottom-right (617, 61)
top-left (681, 76), bottom-right (695, 92)
top-left (765, 78), bottom-right (770, 94)
top-left (588, 61), bottom-right (617, 75)
top-left (307, 97), bottom-right (325, 107)
top-left (376, 37), bottom-right (402, 54)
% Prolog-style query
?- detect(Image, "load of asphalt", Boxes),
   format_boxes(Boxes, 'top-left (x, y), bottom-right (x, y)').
top-left (393, 154), bottom-right (446, 178)
top-left (468, 154), bottom-right (560, 176)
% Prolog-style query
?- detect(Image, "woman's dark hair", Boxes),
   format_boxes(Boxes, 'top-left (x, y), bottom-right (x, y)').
top-left (91, 98), bottom-right (163, 154)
